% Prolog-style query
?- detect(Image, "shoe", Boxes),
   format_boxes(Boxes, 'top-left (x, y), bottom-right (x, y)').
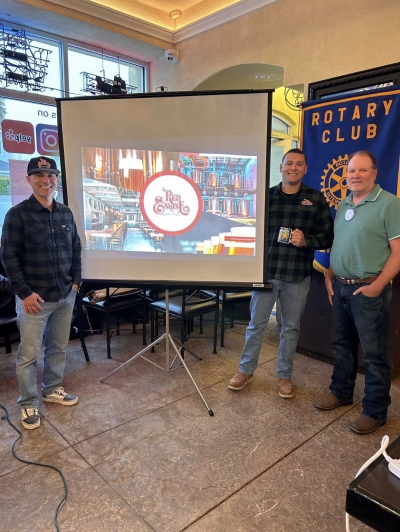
top-left (313, 391), bottom-right (353, 410)
top-left (228, 372), bottom-right (253, 390)
top-left (43, 387), bottom-right (78, 405)
top-left (21, 407), bottom-right (40, 430)
top-left (278, 378), bottom-right (294, 398)
top-left (349, 414), bottom-right (386, 435)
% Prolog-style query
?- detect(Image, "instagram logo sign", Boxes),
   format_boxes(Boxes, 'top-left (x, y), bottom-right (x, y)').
top-left (36, 124), bottom-right (59, 155)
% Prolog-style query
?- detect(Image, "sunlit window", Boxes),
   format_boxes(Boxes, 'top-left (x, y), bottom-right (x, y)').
top-left (0, 20), bottom-right (148, 233)
top-left (271, 116), bottom-right (289, 134)
top-left (68, 45), bottom-right (145, 98)
top-left (0, 31), bottom-right (63, 98)
top-left (0, 96), bottom-right (62, 232)
top-left (270, 113), bottom-right (299, 186)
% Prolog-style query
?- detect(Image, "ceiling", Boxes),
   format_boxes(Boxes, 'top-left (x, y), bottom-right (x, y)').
top-left (82, 0), bottom-right (244, 30)
top-left (44, 0), bottom-right (280, 43)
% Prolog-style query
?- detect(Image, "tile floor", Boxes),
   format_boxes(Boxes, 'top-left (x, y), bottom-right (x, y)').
top-left (1, 314), bottom-right (399, 532)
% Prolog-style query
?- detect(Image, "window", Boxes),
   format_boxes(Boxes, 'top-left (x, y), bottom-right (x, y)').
top-left (0, 26), bottom-right (63, 98)
top-left (0, 96), bottom-right (62, 232)
top-left (0, 22), bottom-right (147, 99)
top-left (308, 62), bottom-right (400, 100)
top-left (0, 20), bottom-right (148, 231)
top-left (68, 45), bottom-right (145, 97)
top-left (271, 116), bottom-right (289, 134)
top-left (270, 113), bottom-right (299, 187)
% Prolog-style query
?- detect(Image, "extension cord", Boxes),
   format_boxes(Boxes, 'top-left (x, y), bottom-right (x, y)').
top-left (0, 403), bottom-right (68, 531)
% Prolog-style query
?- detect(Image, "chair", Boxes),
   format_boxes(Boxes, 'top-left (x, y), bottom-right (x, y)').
top-left (145, 287), bottom-right (184, 305)
top-left (0, 266), bottom-right (18, 353)
top-left (149, 288), bottom-right (220, 356)
top-left (200, 290), bottom-right (252, 347)
top-left (78, 284), bottom-right (147, 360)
top-left (0, 315), bottom-right (18, 353)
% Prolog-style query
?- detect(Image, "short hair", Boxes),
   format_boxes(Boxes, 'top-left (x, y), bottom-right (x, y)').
top-left (347, 150), bottom-right (377, 170)
top-left (282, 148), bottom-right (307, 165)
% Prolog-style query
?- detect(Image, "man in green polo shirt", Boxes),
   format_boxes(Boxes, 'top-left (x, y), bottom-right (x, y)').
top-left (314, 150), bottom-right (400, 434)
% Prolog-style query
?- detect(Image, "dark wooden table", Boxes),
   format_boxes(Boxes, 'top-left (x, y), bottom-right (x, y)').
top-left (346, 436), bottom-right (400, 531)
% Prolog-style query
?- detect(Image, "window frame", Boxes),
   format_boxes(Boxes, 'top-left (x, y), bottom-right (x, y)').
top-left (0, 19), bottom-right (149, 106)
top-left (270, 111), bottom-right (300, 186)
top-left (65, 39), bottom-right (148, 98)
top-left (270, 111), bottom-right (299, 152)
top-left (308, 62), bottom-right (400, 100)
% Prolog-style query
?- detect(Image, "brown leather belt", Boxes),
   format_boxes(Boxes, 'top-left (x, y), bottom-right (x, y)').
top-left (335, 275), bottom-right (378, 285)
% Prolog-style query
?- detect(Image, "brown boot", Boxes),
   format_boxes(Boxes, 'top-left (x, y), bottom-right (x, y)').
top-left (349, 414), bottom-right (386, 435)
top-left (313, 391), bottom-right (353, 410)
top-left (228, 372), bottom-right (253, 390)
top-left (278, 378), bottom-right (294, 398)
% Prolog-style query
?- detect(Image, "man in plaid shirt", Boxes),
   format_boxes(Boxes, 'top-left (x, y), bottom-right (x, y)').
top-left (228, 149), bottom-right (333, 398)
top-left (1, 156), bottom-right (81, 430)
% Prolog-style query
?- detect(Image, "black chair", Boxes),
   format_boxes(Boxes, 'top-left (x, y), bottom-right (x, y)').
top-left (145, 287), bottom-right (184, 304)
top-left (78, 285), bottom-right (147, 360)
top-left (149, 288), bottom-right (220, 356)
top-left (0, 315), bottom-right (18, 353)
top-left (200, 289), bottom-right (252, 347)
top-left (0, 266), bottom-right (18, 353)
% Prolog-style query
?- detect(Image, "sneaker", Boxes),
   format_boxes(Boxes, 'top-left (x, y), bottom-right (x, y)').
top-left (278, 378), bottom-right (294, 398)
top-left (43, 387), bottom-right (78, 405)
top-left (228, 372), bottom-right (253, 390)
top-left (21, 407), bottom-right (40, 430)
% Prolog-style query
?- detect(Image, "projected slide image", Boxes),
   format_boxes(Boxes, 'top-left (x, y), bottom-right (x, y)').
top-left (82, 147), bottom-right (257, 256)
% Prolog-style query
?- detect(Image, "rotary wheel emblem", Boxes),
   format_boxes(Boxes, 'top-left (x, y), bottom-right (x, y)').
top-left (320, 155), bottom-right (349, 209)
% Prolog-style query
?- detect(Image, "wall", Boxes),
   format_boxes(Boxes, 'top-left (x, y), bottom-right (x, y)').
top-left (151, 0), bottom-right (400, 93)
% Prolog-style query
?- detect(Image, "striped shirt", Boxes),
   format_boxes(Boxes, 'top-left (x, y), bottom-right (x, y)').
top-left (267, 183), bottom-right (334, 282)
top-left (1, 194), bottom-right (81, 302)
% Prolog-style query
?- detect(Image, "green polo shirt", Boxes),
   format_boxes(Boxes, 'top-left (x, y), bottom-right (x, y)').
top-left (330, 185), bottom-right (400, 279)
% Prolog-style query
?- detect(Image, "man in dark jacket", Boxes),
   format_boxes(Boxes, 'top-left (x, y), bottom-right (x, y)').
top-left (1, 156), bottom-right (81, 430)
top-left (228, 149), bottom-right (334, 398)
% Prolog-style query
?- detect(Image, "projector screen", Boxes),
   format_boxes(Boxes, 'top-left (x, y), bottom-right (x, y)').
top-left (57, 90), bottom-right (272, 287)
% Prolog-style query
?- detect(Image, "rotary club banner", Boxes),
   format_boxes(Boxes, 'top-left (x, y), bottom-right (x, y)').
top-left (301, 85), bottom-right (400, 273)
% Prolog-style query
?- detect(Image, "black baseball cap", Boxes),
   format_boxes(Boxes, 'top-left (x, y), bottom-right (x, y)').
top-left (27, 156), bottom-right (60, 176)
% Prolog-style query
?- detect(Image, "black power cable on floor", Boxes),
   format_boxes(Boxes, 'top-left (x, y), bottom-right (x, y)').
top-left (0, 403), bottom-right (68, 532)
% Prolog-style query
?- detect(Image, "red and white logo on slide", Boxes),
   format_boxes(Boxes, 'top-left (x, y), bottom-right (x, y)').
top-left (140, 171), bottom-right (202, 235)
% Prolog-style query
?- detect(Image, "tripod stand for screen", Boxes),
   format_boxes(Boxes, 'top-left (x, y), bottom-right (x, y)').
top-left (100, 288), bottom-right (215, 416)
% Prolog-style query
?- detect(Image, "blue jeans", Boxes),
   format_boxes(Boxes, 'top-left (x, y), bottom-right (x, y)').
top-left (16, 288), bottom-right (77, 408)
top-left (239, 276), bottom-right (311, 379)
top-left (329, 279), bottom-right (392, 422)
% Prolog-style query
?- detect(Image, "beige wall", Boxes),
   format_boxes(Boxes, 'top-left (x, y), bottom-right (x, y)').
top-left (151, 0), bottom-right (400, 94)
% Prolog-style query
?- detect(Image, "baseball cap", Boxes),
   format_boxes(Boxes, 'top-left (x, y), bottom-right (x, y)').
top-left (27, 156), bottom-right (60, 176)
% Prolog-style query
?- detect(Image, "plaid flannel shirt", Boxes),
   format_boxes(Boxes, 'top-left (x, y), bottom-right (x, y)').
top-left (267, 183), bottom-right (334, 282)
top-left (1, 195), bottom-right (81, 302)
